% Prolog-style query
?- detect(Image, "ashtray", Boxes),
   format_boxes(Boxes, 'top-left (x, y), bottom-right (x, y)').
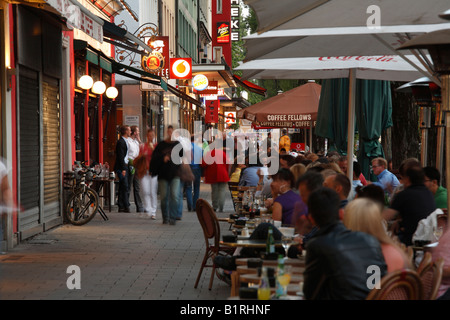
top-left (222, 235), bottom-right (237, 243)
top-left (247, 258), bottom-right (263, 268)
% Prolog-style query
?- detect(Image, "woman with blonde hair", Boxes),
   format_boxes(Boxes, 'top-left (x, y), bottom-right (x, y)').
top-left (343, 198), bottom-right (411, 272)
top-left (290, 163), bottom-right (306, 184)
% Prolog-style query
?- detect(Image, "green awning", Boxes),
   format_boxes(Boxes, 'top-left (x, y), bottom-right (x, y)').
top-left (99, 57), bottom-right (112, 73)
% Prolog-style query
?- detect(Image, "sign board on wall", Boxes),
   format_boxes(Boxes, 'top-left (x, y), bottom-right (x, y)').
top-left (217, 22), bottom-right (230, 43)
top-left (124, 115), bottom-right (140, 127)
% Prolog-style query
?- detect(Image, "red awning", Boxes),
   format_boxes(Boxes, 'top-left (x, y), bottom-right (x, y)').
top-left (233, 75), bottom-right (267, 96)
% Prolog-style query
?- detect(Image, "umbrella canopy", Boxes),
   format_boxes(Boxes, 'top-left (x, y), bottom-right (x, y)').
top-left (316, 78), bottom-right (392, 180)
top-left (237, 55), bottom-right (428, 82)
top-left (245, 0), bottom-right (450, 34)
top-left (237, 82), bottom-right (321, 128)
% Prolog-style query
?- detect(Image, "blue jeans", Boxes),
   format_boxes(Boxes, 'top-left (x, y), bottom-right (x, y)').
top-left (185, 166), bottom-right (202, 211)
top-left (116, 169), bottom-right (130, 210)
top-left (177, 182), bottom-right (183, 219)
top-left (159, 177), bottom-right (180, 223)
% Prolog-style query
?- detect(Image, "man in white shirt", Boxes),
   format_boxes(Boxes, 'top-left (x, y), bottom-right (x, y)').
top-left (127, 126), bottom-right (144, 212)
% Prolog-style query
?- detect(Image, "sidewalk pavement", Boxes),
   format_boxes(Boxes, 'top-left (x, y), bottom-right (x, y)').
top-left (0, 183), bottom-right (236, 300)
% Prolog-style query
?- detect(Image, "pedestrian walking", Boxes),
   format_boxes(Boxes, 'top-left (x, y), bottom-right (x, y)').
top-left (139, 128), bottom-right (158, 219)
top-left (201, 140), bottom-right (230, 212)
top-left (150, 125), bottom-right (181, 225)
top-left (185, 135), bottom-right (203, 211)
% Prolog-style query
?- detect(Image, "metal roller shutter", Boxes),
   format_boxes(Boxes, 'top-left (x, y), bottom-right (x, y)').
top-left (18, 67), bottom-right (42, 239)
top-left (42, 77), bottom-right (61, 229)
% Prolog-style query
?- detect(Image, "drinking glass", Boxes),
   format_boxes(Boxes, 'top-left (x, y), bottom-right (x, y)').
top-left (434, 226), bottom-right (444, 241)
top-left (277, 265), bottom-right (292, 296)
top-left (281, 235), bottom-right (292, 257)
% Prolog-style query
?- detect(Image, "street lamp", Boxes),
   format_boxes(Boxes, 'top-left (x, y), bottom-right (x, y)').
top-left (398, 28), bottom-right (450, 214)
top-left (105, 86), bottom-right (119, 100)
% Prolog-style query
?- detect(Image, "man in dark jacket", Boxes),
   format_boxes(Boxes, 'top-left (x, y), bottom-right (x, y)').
top-left (303, 187), bottom-right (387, 300)
top-left (114, 125), bottom-right (131, 213)
top-left (150, 125), bottom-right (181, 225)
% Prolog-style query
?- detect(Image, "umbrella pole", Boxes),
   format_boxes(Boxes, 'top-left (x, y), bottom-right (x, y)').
top-left (347, 69), bottom-right (356, 181)
top-left (442, 74), bottom-right (450, 218)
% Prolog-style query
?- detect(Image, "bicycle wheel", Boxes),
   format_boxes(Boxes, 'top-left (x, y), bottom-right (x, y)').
top-left (65, 187), bottom-right (99, 225)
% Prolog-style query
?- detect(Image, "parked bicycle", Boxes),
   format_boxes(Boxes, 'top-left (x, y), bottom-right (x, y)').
top-left (65, 162), bottom-right (100, 225)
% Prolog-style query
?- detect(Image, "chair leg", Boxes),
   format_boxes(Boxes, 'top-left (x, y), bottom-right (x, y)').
top-left (209, 265), bottom-right (216, 290)
top-left (194, 250), bottom-right (209, 289)
top-left (230, 271), bottom-right (240, 297)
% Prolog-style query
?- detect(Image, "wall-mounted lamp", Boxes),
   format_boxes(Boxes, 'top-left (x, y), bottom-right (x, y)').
top-left (103, 86), bottom-right (119, 142)
top-left (105, 86), bottom-right (119, 100)
top-left (78, 75), bottom-right (94, 90)
top-left (91, 81), bottom-right (106, 95)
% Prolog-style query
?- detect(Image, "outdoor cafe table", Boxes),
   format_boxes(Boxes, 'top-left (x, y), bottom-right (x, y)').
top-left (220, 239), bottom-right (297, 248)
top-left (235, 257), bottom-right (305, 267)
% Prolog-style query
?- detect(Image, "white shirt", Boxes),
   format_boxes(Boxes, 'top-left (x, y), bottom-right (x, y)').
top-left (127, 137), bottom-right (140, 160)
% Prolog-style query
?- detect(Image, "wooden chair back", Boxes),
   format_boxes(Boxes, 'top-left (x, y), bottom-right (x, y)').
top-left (418, 257), bottom-right (444, 300)
top-left (366, 269), bottom-right (423, 300)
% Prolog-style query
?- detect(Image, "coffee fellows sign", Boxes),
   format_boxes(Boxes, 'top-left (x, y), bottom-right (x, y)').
top-left (249, 113), bottom-right (316, 128)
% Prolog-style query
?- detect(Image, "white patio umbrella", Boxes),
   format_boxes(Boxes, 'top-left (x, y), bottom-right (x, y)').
top-left (244, 0), bottom-right (450, 34)
top-left (236, 55), bottom-right (428, 180)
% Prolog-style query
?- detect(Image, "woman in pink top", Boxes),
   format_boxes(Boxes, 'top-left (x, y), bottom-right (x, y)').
top-left (343, 198), bottom-right (411, 273)
top-left (139, 128), bottom-right (158, 219)
top-left (432, 228), bottom-right (450, 298)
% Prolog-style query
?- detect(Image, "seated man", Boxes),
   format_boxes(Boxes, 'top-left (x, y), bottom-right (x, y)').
top-left (382, 163), bottom-right (436, 246)
top-left (371, 157), bottom-right (400, 201)
top-left (423, 166), bottom-right (448, 209)
top-left (303, 187), bottom-right (387, 300)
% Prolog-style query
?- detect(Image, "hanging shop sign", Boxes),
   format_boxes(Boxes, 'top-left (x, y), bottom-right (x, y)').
top-left (169, 58), bottom-right (192, 79)
top-left (141, 36), bottom-right (170, 78)
top-left (225, 111), bottom-right (236, 124)
top-left (205, 100), bottom-right (219, 124)
top-left (217, 22), bottom-right (230, 43)
top-left (194, 80), bottom-right (219, 95)
top-left (142, 51), bottom-right (165, 74)
top-left (193, 74), bottom-right (209, 91)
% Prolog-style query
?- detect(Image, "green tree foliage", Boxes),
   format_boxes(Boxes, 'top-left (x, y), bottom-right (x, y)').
top-left (231, 3), bottom-right (311, 105)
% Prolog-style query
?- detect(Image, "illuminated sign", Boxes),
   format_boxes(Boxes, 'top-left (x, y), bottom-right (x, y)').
top-left (205, 100), bottom-right (219, 124)
top-left (217, 22), bottom-right (230, 43)
top-left (193, 74), bottom-right (209, 91)
top-left (231, 0), bottom-right (240, 42)
top-left (169, 58), bottom-right (192, 79)
top-left (225, 111), bottom-right (236, 124)
top-left (142, 51), bottom-right (164, 73)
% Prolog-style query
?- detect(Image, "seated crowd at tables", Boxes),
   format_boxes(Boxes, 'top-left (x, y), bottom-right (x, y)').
top-left (215, 147), bottom-right (449, 300)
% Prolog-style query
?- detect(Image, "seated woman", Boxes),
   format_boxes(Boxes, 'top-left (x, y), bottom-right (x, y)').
top-left (270, 168), bottom-right (306, 226)
top-left (343, 198), bottom-right (411, 273)
top-left (238, 155), bottom-right (265, 187)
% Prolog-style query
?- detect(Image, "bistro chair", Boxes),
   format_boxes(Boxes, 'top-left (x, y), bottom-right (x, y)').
top-left (228, 181), bottom-right (239, 211)
top-left (194, 198), bottom-right (235, 290)
top-left (366, 269), bottom-right (423, 300)
top-left (416, 252), bottom-right (433, 274)
top-left (418, 256), bottom-right (444, 300)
